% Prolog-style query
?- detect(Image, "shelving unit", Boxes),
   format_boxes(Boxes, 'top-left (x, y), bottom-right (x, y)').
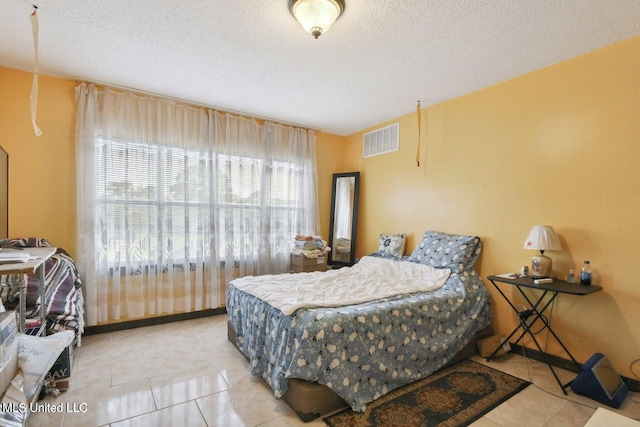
top-left (0, 246), bottom-right (56, 335)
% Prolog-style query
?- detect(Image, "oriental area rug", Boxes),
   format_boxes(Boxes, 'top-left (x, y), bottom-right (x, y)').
top-left (324, 359), bottom-right (530, 427)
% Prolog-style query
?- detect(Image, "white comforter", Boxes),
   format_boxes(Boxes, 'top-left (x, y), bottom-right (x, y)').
top-left (230, 255), bottom-right (451, 315)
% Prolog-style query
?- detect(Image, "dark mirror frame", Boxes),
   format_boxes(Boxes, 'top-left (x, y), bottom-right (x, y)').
top-left (328, 172), bottom-right (360, 267)
top-left (0, 145), bottom-right (7, 241)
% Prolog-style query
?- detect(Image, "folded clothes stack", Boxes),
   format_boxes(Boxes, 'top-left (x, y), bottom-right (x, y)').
top-left (292, 235), bottom-right (330, 258)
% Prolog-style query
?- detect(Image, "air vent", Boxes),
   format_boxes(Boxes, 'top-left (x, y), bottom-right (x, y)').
top-left (363, 123), bottom-right (399, 158)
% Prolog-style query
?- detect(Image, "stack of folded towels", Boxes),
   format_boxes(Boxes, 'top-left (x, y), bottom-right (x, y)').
top-left (291, 235), bottom-right (330, 258)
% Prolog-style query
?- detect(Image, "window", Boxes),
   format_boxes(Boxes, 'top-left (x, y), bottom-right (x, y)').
top-left (97, 138), bottom-right (303, 266)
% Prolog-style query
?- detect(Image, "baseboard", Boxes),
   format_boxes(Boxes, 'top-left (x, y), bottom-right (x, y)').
top-left (510, 344), bottom-right (640, 393)
top-left (84, 307), bottom-right (227, 335)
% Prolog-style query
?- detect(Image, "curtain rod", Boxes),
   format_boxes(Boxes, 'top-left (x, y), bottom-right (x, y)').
top-left (73, 78), bottom-right (318, 131)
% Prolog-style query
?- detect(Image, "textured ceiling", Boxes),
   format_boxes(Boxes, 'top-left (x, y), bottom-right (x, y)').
top-left (1, 0), bottom-right (640, 136)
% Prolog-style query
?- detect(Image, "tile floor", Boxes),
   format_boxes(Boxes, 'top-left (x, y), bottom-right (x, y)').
top-left (28, 314), bottom-right (640, 426)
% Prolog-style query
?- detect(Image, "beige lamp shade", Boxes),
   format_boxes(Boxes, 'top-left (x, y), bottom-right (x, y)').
top-left (524, 225), bottom-right (562, 278)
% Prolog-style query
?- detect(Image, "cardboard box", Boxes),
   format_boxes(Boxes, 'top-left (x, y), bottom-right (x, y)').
top-left (290, 253), bottom-right (327, 272)
top-left (0, 311), bottom-right (18, 395)
top-left (476, 334), bottom-right (511, 358)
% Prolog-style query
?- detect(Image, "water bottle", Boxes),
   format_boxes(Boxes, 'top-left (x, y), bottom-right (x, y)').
top-left (580, 260), bottom-right (592, 285)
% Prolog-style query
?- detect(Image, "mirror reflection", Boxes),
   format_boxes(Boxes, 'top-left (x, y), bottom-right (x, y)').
top-left (328, 172), bottom-right (359, 267)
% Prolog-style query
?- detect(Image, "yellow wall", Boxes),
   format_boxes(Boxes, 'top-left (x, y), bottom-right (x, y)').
top-left (315, 132), bottom-right (346, 241)
top-left (345, 36), bottom-right (640, 377)
top-left (0, 67), bottom-right (77, 255)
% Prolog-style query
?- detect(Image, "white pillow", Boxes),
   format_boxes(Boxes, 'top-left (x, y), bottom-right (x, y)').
top-left (377, 233), bottom-right (406, 258)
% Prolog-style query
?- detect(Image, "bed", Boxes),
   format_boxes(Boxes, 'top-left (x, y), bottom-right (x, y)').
top-left (0, 237), bottom-right (84, 343)
top-left (226, 231), bottom-right (492, 420)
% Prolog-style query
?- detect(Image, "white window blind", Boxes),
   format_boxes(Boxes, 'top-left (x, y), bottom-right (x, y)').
top-left (96, 139), bottom-right (304, 264)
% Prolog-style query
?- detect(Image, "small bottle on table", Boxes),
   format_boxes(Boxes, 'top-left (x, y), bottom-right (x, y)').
top-left (580, 260), bottom-right (591, 285)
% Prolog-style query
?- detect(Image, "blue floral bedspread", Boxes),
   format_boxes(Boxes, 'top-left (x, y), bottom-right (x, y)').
top-left (226, 262), bottom-right (492, 412)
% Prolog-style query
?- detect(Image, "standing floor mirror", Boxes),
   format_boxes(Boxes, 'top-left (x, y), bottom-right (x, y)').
top-left (0, 146), bottom-right (7, 242)
top-left (328, 172), bottom-right (359, 267)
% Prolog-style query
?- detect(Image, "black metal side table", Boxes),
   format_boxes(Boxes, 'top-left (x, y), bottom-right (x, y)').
top-left (486, 274), bottom-right (602, 394)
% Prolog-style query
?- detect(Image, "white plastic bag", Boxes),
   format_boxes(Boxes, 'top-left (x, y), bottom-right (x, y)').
top-left (17, 331), bottom-right (74, 399)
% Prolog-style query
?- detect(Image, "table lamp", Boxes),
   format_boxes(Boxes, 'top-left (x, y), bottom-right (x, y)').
top-left (523, 225), bottom-right (562, 278)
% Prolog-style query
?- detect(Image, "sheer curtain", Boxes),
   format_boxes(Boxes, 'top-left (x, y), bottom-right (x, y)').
top-left (75, 83), bottom-right (319, 326)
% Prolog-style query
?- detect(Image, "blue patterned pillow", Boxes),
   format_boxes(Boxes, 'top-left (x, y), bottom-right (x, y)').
top-left (409, 231), bottom-right (482, 272)
top-left (377, 233), bottom-right (406, 258)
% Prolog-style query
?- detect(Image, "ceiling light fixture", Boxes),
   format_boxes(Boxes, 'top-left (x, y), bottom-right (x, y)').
top-left (289, 0), bottom-right (345, 39)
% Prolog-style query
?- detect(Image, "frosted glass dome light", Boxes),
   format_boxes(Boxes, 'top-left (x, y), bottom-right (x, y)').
top-left (289, 0), bottom-right (345, 39)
